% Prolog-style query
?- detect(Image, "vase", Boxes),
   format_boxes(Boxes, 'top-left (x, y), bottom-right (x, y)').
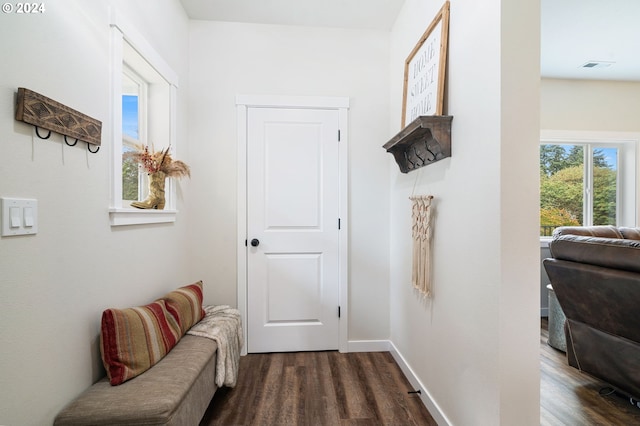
top-left (131, 171), bottom-right (166, 210)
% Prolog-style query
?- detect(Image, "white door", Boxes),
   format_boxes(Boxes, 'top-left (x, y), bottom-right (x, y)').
top-left (247, 107), bottom-right (340, 353)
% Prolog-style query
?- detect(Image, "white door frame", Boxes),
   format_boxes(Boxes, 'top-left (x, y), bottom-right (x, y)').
top-left (236, 95), bottom-right (349, 355)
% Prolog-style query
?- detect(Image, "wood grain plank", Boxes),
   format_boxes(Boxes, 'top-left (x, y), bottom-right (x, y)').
top-left (303, 352), bottom-right (341, 425)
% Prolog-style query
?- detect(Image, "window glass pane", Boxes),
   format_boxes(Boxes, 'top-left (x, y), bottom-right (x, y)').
top-left (122, 95), bottom-right (139, 139)
top-left (540, 144), bottom-right (584, 236)
top-left (122, 145), bottom-right (139, 201)
top-left (593, 147), bottom-right (617, 226)
top-left (122, 73), bottom-right (140, 202)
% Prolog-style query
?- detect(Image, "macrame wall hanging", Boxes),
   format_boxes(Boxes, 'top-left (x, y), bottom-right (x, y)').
top-left (410, 195), bottom-right (434, 298)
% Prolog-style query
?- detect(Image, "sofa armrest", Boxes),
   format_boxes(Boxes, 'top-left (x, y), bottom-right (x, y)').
top-left (553, 225), bottom-right (640, 241)
top-left (549, 234), bottom-right (640, 274)
top-left (552, 225), bottom-right (624, 239)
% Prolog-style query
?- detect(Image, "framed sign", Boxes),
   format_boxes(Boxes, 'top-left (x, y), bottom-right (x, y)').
top-left (401, 1), bottom-right (450, 128)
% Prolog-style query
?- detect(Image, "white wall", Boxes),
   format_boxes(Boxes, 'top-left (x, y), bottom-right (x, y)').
top-left (388, 0), bottom-right (540, 424)
top-left (187, 21), bottom-right (391, 341)
top-left (0, 1), bottom-right (191, 425)
top-left (541, 78), bottom-right (640, 131)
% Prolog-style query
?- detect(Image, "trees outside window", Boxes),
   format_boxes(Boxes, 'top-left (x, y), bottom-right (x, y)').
top-left (540, 144), bottom-right (618, 236)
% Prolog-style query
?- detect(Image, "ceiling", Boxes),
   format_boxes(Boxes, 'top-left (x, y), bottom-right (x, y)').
top-left (179, 0), bottom-right (406, 31)
top-left (541, 0), bottom-right (640, 81)
top-left (180, 0), bottom-right (640, 82)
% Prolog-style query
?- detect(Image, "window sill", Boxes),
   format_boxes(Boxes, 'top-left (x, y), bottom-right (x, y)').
top-left (109, 208), bottom-right (177, 226)
top-left (540, 238), bottom-right (551, 248)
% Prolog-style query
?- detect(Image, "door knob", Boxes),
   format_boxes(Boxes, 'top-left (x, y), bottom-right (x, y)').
top-left (251, 238), bottom-right (260, 247)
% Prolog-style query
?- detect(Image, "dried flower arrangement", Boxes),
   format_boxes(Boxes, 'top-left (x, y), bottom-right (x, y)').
top-left (124, 143), bottom-right (191, 178)
top-left (123, 143), bottom-right (190, 210)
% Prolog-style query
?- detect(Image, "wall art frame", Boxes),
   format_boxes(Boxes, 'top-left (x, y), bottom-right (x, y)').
top-left (401, 1), bottom-right (450, 128)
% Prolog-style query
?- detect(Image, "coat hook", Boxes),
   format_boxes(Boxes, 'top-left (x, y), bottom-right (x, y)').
top-left (64, 135), bottom-right (78, 146)
top-left (413, 145), bottom-right (425, 166)
top-left (87, 143), bottom-right (100, 154)
top-left (404, 150), bottom-right (415, 169)
top-left (35, 127), bottom-right (51, 139)
top-left (423, 141), bottom-right (436, 162)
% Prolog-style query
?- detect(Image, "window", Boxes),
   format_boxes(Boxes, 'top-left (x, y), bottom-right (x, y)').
top-left (122, 68), bottom-right (144, 202)
top-left (540, 132), bottom-right (637, 238)
top-left (109, 10), bottom-right (179, 226)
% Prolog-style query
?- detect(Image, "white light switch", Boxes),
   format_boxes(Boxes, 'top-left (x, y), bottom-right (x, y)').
top-left (24, 207), bottom-right (34, 227)
top-left (10, 207), bottom-right (20, 228)
top-left (2, 198), bottom-right (38, 236)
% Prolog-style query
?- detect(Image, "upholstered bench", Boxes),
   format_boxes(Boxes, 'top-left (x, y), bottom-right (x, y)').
top-left (54, 335), bottom-right (218, 425)
top-left (54, 281), bottom-right (241, 426)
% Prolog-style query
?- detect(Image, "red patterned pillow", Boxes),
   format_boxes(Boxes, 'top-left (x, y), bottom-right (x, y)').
top-left (100, 300), bottom-right (181, 385)
top-left (160, 281), bottom-right (206, 335)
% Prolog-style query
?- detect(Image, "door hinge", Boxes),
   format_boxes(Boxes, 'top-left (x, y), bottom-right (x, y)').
top-left (338, 129), bottom-right (341, 142)
top-left (338, 306), bottom-right (341, 318)
top-left (338, 218), bottom-right (341, 230)
top-left (244, 239), bottom-right (247, 247)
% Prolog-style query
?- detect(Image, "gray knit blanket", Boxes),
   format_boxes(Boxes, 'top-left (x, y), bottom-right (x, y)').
top-left (187, 305), bottom-right (243, 387)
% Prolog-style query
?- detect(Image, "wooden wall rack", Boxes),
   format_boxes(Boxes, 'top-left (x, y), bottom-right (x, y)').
top-left (383, 115), bottom-right (452, 173)
top-left (15, 88), bottom-right (102, 151)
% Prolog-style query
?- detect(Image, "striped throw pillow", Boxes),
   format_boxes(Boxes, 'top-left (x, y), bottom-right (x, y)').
top-left (100, 300), bottom-right (181, 385)
top-left (160, 281), bottom-right (206, 335)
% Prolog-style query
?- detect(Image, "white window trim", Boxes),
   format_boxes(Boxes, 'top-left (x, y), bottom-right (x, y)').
top-left (108, 8), bottom-right (179, 226)
top-left (540, 129), bottom-right (639, 243)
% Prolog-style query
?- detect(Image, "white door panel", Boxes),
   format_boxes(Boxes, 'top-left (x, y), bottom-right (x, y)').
top-left (264, 122), bottom-right (321, 228)
top-left (247, 107), bottom-right (339, 353)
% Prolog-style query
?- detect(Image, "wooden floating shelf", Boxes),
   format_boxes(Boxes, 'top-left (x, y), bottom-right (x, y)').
top-left (15, 87), bottom-right (102, 146)
top-left (383, 115), bottom-right (452, 174)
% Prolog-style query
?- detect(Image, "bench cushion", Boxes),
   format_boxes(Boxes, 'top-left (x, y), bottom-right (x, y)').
top-left (55, 335), bottom-right (218, 426)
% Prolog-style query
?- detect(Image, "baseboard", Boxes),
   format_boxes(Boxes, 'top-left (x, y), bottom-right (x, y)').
top-left (388, 341), bottom-right (452, 426)
top-left (347, 339), bottom-right (390, 352)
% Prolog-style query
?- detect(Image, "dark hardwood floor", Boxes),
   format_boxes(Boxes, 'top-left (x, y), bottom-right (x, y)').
top-left (200, 350), bottom-right (437, 426)
top-left (201, 321), bottom-right (640, 425)
top-left (540, 317), bottom-right (640, 426)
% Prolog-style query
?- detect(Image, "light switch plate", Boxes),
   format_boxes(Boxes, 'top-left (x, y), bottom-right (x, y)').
top-left (1, 198), bottom-right (38, 236)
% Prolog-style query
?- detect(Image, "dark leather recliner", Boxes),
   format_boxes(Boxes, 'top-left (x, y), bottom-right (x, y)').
top-left (543, 225), bottom-right (640, 400)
